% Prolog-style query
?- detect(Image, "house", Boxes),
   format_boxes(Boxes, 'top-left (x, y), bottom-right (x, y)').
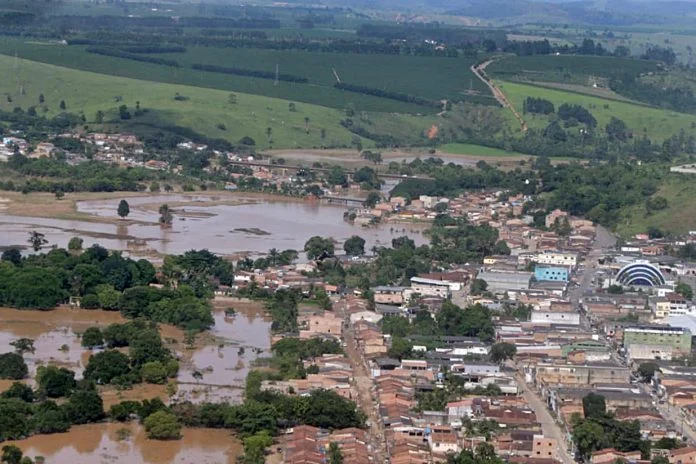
top-left (374, 286), bottom-right (406, 305)
top-left (669, 447), bottom-right (696, 464)
top-left (591, 448), bottom-right (642, 464)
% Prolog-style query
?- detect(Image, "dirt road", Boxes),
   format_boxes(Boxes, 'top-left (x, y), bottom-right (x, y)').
top-left (337, 299), bottom-right (387, 461)
top-left (471, 59), bottom-right (528, 132)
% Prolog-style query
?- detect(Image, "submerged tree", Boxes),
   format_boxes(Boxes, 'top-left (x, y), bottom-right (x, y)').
top-left (28, 231), bottom-right (48, 252)
top-left (117, 200), bottom-right (130, 219)
top-left (158, 204), bottom-right (173, 226)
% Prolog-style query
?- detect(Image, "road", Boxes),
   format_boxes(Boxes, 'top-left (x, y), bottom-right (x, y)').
top-left (471, 59), bottom-right (528, 132)
top-left (336, 298), bottom-right (387, 462)
top-left (514, 372), bottom-right (575, 464)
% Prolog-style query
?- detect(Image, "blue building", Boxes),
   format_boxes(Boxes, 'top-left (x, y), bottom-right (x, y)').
top-left (534, 266), bottom-right (569, 282)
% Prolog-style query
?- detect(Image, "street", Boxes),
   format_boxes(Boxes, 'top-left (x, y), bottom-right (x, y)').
top-left (515, 372), bottom-right (575, 464)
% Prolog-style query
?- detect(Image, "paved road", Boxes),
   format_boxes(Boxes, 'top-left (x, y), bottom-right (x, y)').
top-left (514, 372), bottom-right (575, 464)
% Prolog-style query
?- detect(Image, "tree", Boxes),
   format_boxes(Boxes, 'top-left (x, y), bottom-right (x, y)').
top-left (84, 350), bottom-right (131, 384)
top-left (59, 100), bottom-right (66, 110)
top-left (637, 362), bottom-right (660, 383)
top-left (304, 117), bottom-right (310, 134)
top-left (38, 94), bottom-right (45, 104)
top-left (1, 248), bottom-right (21, 266)
top-left (653, 457), bottom-right (671, 464)
top-left (65, 389), bottom-right (105, 424)
top-left (0, 353), bottom-right (28, 380)
top-left (81, 327), bottom-right (104, 348)
top-left (95, 110), bottom-right (104, 124)
top-left (676, 282), bottom-right (693, 300)
top-left (288, 102), bottom-right (296, 112)
top-left (10, 339), bottom-right (34, 355)
top-left (117, 200), bottom-right (130, 219)
top-left (144, 410), bottom-right (181, 440)
top-left (1, 445), bottom-right (23, 464)
top-left (582, 393), bottom-right (607, 419)
top-left (28, 231), bottom-right (48, 252)
top-left (265, 127), bottom-right (273, 146)
top-left (470, 279), bottom-right (488, 295)
top-left (328, 442), bottom-right (344, 464)
top-left (141, 361), bottom-right (169, 384)
top-left (37, 366), bottom-right (76, 398)
top-left (573, 420), bottom-right (607, 459)
top-left (490, 342), bottom-right (517, 363)
top-left (344, 236), bottom-right (366, 256)
top-left (118, 105), bottom-right (131, 120)
top-left (363, 191), bottom-right (381, 208)
top-left (68, 237), bottom-right (83, 251)
top-left (388, 337), bottom-right (412, 360)
top-left (228, 93), bottom-right (237, 105)
top-left (242, 431), bottom-right (273, 464)
top-left (1, 382), bottom-right (34, 403)
top-left (159, 204), bottom-right (173, 226)
top-left (304, 236), bottom-right (335, 260)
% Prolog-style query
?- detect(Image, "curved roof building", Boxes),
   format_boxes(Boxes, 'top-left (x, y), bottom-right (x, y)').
top-left (616, 261), bottom-right (666, 287)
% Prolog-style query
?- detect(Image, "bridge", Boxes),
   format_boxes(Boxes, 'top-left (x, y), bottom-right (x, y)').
top-left (321, 196), bottom-right (365, 206)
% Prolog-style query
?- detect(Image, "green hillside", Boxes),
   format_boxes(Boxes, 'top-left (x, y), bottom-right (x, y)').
top-left (0, 54), bottom-right (377, 149)
top-left (497, 80), bottom-right (696, 141)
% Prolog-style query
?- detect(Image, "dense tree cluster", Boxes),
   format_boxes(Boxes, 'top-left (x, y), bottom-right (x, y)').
top-left (523, 97), bottom-right (555, 115)
top-left (0, 379), bottom-right (104, 441)
top-left (572, 394), bottom-right (648, 460)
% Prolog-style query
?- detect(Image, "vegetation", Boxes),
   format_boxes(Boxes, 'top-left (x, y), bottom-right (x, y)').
top-left (144, 410), bottom-right (182, 440)
top-left (0, 353), bottom-right (28, 380)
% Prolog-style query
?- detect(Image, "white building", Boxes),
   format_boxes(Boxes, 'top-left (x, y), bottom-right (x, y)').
top-left (533, 251), bottom-right (578, 268)
top-left (410, 277), bottom-right (459, 298)
top-left (530, 311), bottom-right (580, 325)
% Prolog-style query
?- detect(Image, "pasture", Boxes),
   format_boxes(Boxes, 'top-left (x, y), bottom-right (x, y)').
top-left (497, 80), bottom-right (696, 141)
top-left (0, 55), bottom-right (376, 149)
top-left (0, 38), bottom-right (497, 113)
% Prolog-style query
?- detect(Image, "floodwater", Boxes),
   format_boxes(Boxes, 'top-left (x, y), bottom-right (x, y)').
top-left (0, 307), bottom-right (126, 379)
top-left (0, 194), bottom-right (427, 257)
top-left (175, 301), bottom-right (272, 403)
top-left (6, 422), bottom-right (243, 464)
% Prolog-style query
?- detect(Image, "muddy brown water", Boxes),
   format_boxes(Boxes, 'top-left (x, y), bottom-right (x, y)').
top-left (5, 422), bottom-right (243, 464)
top-left (0, 194), bottom-right (427, 257)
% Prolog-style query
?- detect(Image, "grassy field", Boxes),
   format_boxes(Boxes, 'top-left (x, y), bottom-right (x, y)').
top-left (438, 143), bottom-right (527, 157)
top-left (617, 174), bottom-right (696, 237)
top-left (496, 80), bottom-right (696, 141)
top-left (0, 38), bottom-right (496, 113)
top-left (0, 54), bottom-right (381, 149)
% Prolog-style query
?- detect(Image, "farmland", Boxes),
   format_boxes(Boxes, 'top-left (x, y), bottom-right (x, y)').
top-left (496, 80), bottom-right (696, 141)
top-left (487, 55), bottom-right (660, 84)
top-left (0, 39), bottom-right (496, 113)
top-left (0, 54), bottom-right (385, 149)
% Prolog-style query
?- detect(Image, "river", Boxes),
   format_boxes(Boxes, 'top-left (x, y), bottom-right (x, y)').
top-left (0, 194), bottom-right (428, 257)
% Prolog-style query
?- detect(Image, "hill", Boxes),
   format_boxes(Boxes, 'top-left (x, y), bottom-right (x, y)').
top-left (0, 54), bottom-right (380, 149)
top-left (496, 80), bottom-right (696, 141)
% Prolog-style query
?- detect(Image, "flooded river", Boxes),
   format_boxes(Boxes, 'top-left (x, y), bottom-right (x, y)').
top-left (0, 194), bottom-right (427, 257)
top-left (6, 422), bottom-right (243, 464)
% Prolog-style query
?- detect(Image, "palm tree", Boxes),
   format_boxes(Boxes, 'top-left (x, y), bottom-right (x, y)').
top-left (268, 248), bottom-right (281, 266)
top-left (28, 231), bottom-right (48, 252)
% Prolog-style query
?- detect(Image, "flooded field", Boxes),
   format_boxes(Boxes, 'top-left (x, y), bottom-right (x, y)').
top-left (175, 299), bottom-right (272, 403)
top-left (0, 307), bottom-right (126, 379)
top-left (0, 193), bottom-right (427, 258)
top-left (6, 422), bottom-right (243, 464)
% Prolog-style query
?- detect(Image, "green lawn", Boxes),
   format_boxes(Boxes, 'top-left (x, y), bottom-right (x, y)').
top-left (617, 174), bottom-right (696, 237)
top-left (0, 55), bottom-right (374, 149)
top-left (438, 143), bottom-right (527, 157)
top-left (497, 80), bottom-right (696, 141)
